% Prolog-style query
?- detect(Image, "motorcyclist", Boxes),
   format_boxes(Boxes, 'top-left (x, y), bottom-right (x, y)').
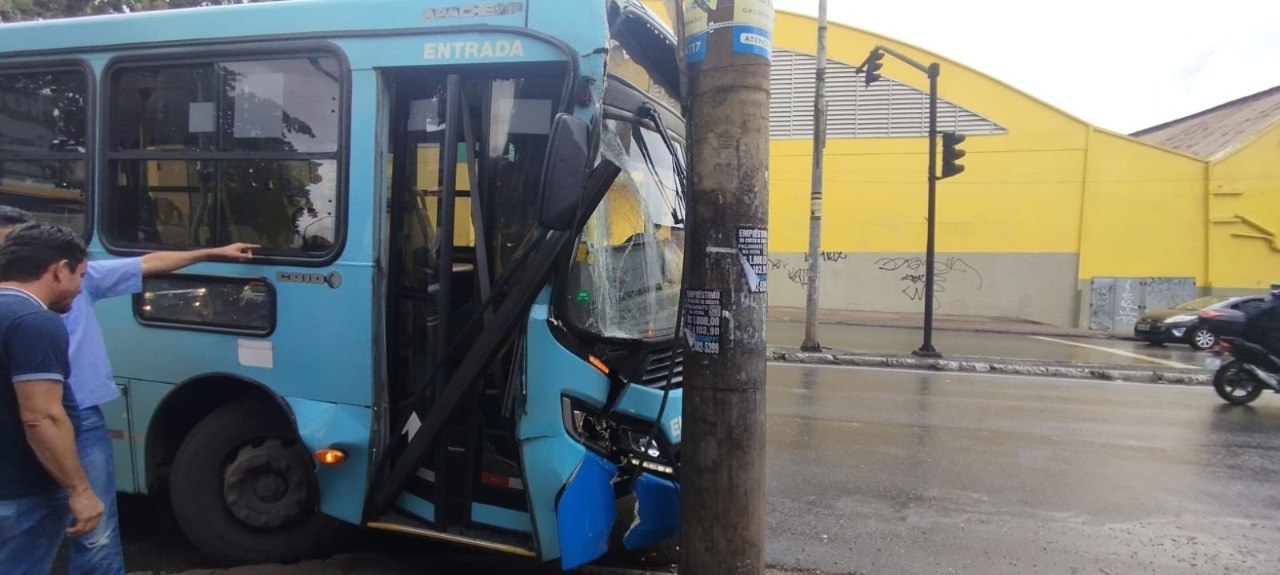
top-left (1241, 290), bottom-right (1280, 357)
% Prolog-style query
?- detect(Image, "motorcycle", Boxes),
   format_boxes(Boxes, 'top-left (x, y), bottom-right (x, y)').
top-left (1210, 336), bottom-right (1280, 405)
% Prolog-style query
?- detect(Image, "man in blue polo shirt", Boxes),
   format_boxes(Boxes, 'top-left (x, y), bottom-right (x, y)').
top-left (0, 207), bottom-right (255, 574)
top-left (0, 222), bottom-right (105, 574)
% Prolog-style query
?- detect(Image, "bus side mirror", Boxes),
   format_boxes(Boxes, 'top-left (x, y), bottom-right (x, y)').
top-left (537, 113), bottom-right (591, 231)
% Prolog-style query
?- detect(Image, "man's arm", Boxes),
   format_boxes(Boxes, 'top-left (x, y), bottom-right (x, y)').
top-left (140, 243), bottom-right (258, 276)
top-left (16, 380), bottom-right (104, 537)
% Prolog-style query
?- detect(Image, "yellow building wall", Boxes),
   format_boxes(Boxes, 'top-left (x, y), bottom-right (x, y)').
top-left (1207, 121), bottom-right (1280, 290)
top-left (769, 12), bottom-right (1090, 256)
top-left (639, 3), bottom-right (1276, 326)
top-left (1077, 130), bottom-right (1207, 281)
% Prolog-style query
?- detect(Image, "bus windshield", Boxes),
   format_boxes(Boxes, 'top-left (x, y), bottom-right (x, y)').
top-left (563, 118), bottom-right (685, 340)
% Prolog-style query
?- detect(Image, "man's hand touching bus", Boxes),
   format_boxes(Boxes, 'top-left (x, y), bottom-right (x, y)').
top-left (140, 243), bottom-right (259, 276)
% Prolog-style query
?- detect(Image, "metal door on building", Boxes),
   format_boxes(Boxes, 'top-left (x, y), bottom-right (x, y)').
top-left (1087, 277), bottom-right (1196, 334)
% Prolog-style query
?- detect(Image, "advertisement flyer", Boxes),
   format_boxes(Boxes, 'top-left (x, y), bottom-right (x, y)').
top-left (682, 0), bottom-right (773, 63)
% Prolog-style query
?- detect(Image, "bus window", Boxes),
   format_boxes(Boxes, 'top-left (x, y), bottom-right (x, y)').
top-left (104, 56), bottom-right (342, 255)
top-left (134, 274), bottom-right (274, 335)
top-left (482, 76), bottom-right (560, 273)
top-left (563, 119), bottom-right (685, 340)
top-left (0, 69), bottom-right (89, 235)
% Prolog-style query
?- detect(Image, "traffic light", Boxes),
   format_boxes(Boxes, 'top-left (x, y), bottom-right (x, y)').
top-left (940, 131), bottom-right (966, 179)
top-left (864, 49), bottom-right (885, 86)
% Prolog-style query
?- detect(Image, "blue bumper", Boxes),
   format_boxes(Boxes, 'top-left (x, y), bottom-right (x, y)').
top-left (623, 472), bottom-right (681, 550)
top-left (555, 453), bottom-right (682, 570)
top-left (556, 452), bottom-right (618, 570)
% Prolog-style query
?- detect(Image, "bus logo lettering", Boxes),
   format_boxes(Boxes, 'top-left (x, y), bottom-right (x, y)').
top-left (277, 271), bottom-right (342, 289)
top-left (423, 40), bottom-right (525, 60)
top-left (422, 3), bottom-right (524, 20)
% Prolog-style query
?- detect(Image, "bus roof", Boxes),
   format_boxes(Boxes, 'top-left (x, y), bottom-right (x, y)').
top-left (0, 0), bottom-right (617, 58)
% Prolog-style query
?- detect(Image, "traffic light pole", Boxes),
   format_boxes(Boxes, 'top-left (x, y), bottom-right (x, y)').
top-left (914, 64), bottom-right (941, 357)
top-left (677, 1), bottom-right (772, 574)
top-left (860, 46), bottom-right (944, 357)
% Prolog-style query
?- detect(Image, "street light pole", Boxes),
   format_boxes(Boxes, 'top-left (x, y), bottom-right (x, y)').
top-left (801, 0), bottom-right (827, 352)
top-left (913, 64), bottom-right (941, 357)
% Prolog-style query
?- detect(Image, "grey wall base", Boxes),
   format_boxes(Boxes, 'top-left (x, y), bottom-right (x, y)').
top-left (767, 252), bottom-right (1080, 327)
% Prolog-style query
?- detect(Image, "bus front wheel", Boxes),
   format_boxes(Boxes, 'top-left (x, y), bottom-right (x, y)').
top-left (169, 400), bottom-right (342, 565)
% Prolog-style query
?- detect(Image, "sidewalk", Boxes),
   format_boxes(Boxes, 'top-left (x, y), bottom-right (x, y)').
top-left (765, 307), bottom-right (1211, 386)
top-left (767, 306), bottom-right (1106, 339)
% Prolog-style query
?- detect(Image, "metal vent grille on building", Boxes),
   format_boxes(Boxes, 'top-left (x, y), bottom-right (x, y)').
top-left (770, 49), bottom-right (1007, 140)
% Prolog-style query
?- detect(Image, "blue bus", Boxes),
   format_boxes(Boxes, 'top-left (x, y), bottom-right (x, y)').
top-left (0, 0), bottom-right (687, 569)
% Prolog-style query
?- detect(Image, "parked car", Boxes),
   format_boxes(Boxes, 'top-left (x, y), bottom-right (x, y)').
top-left (1133, 295), bottom-right (1267, 350)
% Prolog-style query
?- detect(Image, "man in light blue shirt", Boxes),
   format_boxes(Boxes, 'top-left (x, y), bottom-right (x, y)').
top-left (0, 207), bottom-right (255, 575)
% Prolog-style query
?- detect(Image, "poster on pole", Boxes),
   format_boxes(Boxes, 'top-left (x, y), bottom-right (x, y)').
top-left (731, 0), bottom-right (773, 60)
top-left (683, 289), bottom-right (723, 355)
top-left (682, 0), bottom-right (711, 64)
top-left (682, 0), bottom-right (773, 63)
top-left (737, 226), bottom-right (768, 293)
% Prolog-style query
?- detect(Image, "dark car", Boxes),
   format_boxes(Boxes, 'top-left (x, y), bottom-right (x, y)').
top-left (1133, 295), bottom-right (1267, 350)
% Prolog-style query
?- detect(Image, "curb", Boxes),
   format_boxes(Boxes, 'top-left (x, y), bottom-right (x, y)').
top-left (768, 347), bottom-right (1213, 386)
top-left (792, 320), bottom-right (1119, 342)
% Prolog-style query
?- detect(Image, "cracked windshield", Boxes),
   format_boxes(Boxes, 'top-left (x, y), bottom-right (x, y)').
top-left (562, 118), bottom-right (685, 340)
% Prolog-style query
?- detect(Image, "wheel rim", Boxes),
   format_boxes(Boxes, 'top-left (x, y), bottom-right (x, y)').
top-left (1194, 329), bottom-right (1216, 349)
top-left (1222, 365), bottom-right (1257, 398)
top-left (222, 439), bottom-right (311, 529)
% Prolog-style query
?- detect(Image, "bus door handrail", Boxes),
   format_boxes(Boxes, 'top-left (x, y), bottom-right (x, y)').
top-left (371, 162), bottom-right (622, 517)
top-left (459, 86), bottom-right (494, 325)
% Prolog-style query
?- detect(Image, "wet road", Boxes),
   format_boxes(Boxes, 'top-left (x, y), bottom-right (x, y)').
top-left (768, 323), bottom-right (1207, 367)
top-left (767, 363), bottom-right (1280, 574)
top-left (113, 363), bottom-right (1280, 574)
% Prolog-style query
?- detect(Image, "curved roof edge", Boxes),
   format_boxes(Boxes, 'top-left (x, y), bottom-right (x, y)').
top-left (776, 10), bottom-right (1090, 125)
top-left (776, 8), bottom-right (1206, 162)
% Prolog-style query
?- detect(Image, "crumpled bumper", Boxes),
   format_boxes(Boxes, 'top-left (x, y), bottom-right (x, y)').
top-left (555, 453), bottom-right (681, 570)
top-left (623, 472), bottom-right (680, 550)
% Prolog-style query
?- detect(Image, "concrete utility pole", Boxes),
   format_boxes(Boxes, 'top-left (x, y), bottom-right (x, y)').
top-left (800, 0), bottom-right (827, 352)
top-left (677, 0), bottom-right (772, 573)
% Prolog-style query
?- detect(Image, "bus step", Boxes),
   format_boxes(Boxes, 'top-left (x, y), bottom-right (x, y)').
top-left (368, 513), bottom-right (537, 558)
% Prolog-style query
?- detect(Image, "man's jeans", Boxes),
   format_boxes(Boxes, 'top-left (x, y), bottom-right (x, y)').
top-left (0, 490), bottom-right (70, 574)
top-left (68, 405), bottom-right (125, 575)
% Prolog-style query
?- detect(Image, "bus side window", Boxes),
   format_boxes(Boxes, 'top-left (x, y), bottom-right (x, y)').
top-left (105, 56), bottom-right (342, 255)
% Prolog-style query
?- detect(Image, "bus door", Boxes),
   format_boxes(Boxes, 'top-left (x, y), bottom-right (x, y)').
top-left (374, 67), bottom-right (571, 554)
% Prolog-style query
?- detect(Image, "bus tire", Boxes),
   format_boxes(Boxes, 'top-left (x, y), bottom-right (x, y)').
top-left (169, 400), bottom-right (343, 565)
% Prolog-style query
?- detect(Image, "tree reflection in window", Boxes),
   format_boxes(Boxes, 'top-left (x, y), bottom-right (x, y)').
top-left (107, 56), bottom-right (341, 255)
top-left (0, 69), bottom-right (88, 235)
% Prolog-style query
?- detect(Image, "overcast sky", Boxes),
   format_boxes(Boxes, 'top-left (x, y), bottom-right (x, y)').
top-left (773, 0), bottom-right (1280, 134)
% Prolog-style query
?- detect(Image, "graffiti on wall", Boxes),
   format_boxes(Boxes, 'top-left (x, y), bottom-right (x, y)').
top-left (766, 252), bottom-right (851, 289)
top-left (1115, 279), bottom-right (1140, 324)
top-left (768, 257), bottom-right (809, 288)
top-left (1088, 278), bottom-right (1114, 331)
top-left (874, 256), bottom-right (984, 309)
top-left (1144, 277), bottom-right (1196, 311)
top-left (812, 251), bottom-right (848, 263)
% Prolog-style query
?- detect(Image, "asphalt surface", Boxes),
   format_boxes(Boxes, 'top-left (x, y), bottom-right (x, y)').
top-left (109, 362), bottom-right (1280, 574)
top-left (766, 363), bottom-right (1280, 575)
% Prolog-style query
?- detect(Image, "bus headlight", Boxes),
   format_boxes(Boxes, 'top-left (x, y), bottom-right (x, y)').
top-left (561, 397), bottom-right (675, 476)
